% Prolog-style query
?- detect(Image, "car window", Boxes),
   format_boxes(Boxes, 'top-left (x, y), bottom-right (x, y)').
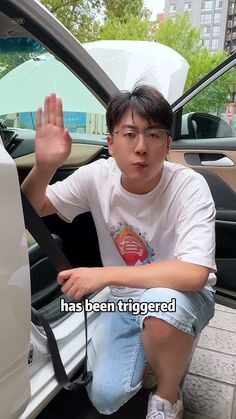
top-left (0, 27), bottom-right (106, 321)
top-left (0, 37), bottom-right (107, 140)
top-left (181, 66), bottom-right (236, 140)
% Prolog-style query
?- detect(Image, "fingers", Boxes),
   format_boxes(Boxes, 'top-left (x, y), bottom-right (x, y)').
top-left (43, 93), bottom-right (65, 130)
top-left (44, 95), bottom-right (50, 125)
top-left (57, 269), bottom-right (71, 285)
top-left (55, 97), bottom-right (64, 129)
top-left (49, 93), bottom-right (56, 125)
top-left (63, 128), bottom-right (72, 148)
top-left (36, 107), bottom-right (42, 131)
top-left (57, 269), bottom-right (84, 300)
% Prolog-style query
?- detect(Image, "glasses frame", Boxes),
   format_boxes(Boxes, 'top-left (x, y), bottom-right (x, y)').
top-left (112, 127), bottom-right (171, 143)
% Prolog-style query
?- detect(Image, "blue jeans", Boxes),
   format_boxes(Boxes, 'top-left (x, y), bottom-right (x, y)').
top-left (86, 287), bottom-right (215, 414)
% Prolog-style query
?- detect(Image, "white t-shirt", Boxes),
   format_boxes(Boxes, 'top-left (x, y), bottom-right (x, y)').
top-left (46, 158), bottom-right (217, 299)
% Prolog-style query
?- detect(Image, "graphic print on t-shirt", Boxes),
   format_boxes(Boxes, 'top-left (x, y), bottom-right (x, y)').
top-left (110, 222), bottom-right (155, 266)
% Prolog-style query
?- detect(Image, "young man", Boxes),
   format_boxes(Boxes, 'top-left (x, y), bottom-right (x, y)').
top-left (21, 86), bottom-right (216, 419)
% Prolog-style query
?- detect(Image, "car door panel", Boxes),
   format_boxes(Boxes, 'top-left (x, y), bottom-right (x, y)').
top-left (169, 56), bottom-right (236, 305)
top-left (168, 145), bottom-right (236, 301)
top-left (15, 144), bottom-right (104, 170)
top-left (168, 146), bottom-right (236, 198)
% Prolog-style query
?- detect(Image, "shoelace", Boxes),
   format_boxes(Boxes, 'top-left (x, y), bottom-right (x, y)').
top-left (147, 405), bottom-right (166, 419)
top-left (148, 411), bottom-right (165, 419)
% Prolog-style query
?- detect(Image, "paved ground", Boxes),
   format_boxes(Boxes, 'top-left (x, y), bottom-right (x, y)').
top-left (183, 303), bottom-right (236, 419)
top-left (38, 302), bottom-right (236, 419)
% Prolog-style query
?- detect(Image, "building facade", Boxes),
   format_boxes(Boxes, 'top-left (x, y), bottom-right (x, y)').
top-left (164, 0), bottom-right (229, 52)
top-left (225, 0), bottom-right (236, 53)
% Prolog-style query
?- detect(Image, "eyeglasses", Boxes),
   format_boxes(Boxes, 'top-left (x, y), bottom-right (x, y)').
top-left (112, 128), bottom-right (170, 145)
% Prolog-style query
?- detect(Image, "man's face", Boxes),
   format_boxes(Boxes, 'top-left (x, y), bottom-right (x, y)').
top-left (107, 109), bottom-right (172, 194)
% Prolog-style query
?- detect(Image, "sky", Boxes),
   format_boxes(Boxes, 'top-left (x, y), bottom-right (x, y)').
top-left (144, 0), bottom-right (165, 19)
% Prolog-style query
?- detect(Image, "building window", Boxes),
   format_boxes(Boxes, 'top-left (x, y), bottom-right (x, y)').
top-left (200, 13), bottom-right (212, 24)
top-left (214, 13), bottom-right (221, 23)
top-left (202, 26), bottom-right (211, 36)
top-left (215, 0), bottom-right (222, 9)
top-left (203, 39), bottom-right (210, 47)
top-left (202, 1), bottom-right (213, 10)
top-left (229, 3), bottom-right (235, 15)
top-left (211, 38), bottom-right (219, 50)
top-left (212, 25), bottom-right (220, 36)
top-left (184, 2), bottom-right (192, 11)
top-left (169, 4), bottom-right (176, 12)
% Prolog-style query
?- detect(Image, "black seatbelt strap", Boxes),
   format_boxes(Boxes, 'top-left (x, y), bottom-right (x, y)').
top-left (21, 191), bottom-right (92, 389)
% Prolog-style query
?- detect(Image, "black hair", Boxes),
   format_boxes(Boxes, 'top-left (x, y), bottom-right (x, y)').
top-left (106, 85), bottom-right (173, 134)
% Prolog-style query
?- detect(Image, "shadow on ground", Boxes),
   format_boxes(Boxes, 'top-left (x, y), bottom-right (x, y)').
top-left (37, 387), bottom-right (150, 419)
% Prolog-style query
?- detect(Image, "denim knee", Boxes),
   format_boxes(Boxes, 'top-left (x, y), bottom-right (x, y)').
top-left (86, 376), bottom-right (133, 415)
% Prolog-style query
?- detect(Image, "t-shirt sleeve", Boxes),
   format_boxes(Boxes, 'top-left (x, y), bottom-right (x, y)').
top-left (174, 173), bottom-right (217, 272)
top-left (46, 165), bottom-right (90, 223)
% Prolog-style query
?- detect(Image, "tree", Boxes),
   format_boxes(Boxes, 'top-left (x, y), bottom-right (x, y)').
top-left (103, 0), bottom-right (150, 21)
top-left (154, 12), bottom-right (231, 114)
top-left (41, 0), bottom-right (151, 42)
top-left (184, 66), bottom-right (236, 114)
top-left (41, 0), bottom-right (102, 41)
top-left (100, 16), bottom-right (153, 40)
top-left (155, 12), bottom-right (202, 63)
top-left (0, 38), bottom-right (44, 79)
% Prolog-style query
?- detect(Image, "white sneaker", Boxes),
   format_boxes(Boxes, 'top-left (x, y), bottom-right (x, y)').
top-left (146, 393), bottom-right (184, 419)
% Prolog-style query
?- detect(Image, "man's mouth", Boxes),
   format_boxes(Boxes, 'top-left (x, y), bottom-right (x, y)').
top-left (133, 162), bottom-right (148, 167)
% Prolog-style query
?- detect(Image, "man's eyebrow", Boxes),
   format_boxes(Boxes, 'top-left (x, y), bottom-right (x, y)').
top-left (120, 124), bottom-right (137, 129)
top-left (120, 124), bottom-right (162, 130)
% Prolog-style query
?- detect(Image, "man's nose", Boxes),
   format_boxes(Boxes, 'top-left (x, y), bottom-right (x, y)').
top-left (134, 134), bottom-right (149, 154)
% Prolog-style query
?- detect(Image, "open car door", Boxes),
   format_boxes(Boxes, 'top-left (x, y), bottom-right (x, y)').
top-left (0, 134), bottom-right (31, 418)
top-left (0, 0), bottom-right (118, 417)
top-left (169, 53), bottom-right (236, 308)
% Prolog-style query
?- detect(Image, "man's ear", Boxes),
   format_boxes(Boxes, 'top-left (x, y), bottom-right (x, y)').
top-left (107, 135), bottom-right (114, 156)
top-left (166, 136), bottom-right (172, 155)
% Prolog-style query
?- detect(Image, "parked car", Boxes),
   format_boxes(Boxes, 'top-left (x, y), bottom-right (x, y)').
top-left (0, 1), bottom-right (236, 418)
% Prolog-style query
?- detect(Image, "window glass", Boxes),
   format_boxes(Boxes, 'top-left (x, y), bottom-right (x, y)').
top-left (211, 38), bottom-right (219, 50)
top-left (215, 0), bottom-right (222, 8)
top-left (184, 2), bottom-right (192, 11)
top-left (214, 12), bottom-right (222, 23)
top-left (0, 20), bottom-right (106, 319)
top-left (229, 3), bottom-right (235, 14)
top-left (202, 1), bottom-right (213, 10)
top-left (200, 13), bottom-right (212, 23)
top-left (0, 38), bottom-right (107, 138)
top-left (202, 26), bottom-right (211, 36)
top-left (181, 66), bottom-right (236, 140)
top-left (170, 4), bottom-right (177, 12)
top-left (212, 25), bottom-right (220, 36)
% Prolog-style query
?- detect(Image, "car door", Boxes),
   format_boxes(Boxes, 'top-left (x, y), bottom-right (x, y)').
top-left (169, 53), bottom-right (236, 308)
top-left (0, 1), bottom-right (118, 418)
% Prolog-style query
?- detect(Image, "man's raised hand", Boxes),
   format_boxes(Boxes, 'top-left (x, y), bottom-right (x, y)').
top-left (35, 93), bottom-right (72, 171)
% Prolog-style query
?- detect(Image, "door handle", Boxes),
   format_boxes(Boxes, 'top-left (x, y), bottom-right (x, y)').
top-left (201, 157), bottom-right (234, 167)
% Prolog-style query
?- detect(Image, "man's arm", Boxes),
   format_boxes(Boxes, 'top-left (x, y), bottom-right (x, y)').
top-left (105, 260), bottom-right (210, 291)
top-left (21, 164), bottom-right (57, 216)
top-left (57, 260), bottom-right (211, 301)
top-left (21, 93), bottom-right (72, 216)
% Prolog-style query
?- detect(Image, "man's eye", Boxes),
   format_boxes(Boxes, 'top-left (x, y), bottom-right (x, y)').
top-left (124, 131), bottom-right (136, 139)
top-left (147, 131), bottom-right (160, 139)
